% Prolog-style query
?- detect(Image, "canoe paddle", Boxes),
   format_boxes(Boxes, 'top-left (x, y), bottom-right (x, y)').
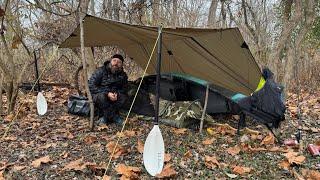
top-left (34, 50), bottom-right (47, 116)
top-left (143, 26), bottom-right (165, 176)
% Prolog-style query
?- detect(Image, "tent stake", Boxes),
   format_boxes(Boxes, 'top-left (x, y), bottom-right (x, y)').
top-left (79, 11), bottom-right (95, 130)
top-left (200, 84), bottom-right (209, 133)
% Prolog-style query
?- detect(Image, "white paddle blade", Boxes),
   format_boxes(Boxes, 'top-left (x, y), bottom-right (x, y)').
top-left (37, 92), bottom-right (47, 115)
top-left (143, 125), bottom-right (165, 176)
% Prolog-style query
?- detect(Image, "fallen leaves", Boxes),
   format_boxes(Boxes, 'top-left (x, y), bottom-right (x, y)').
top-left (136, 140), bottom-right (144, 154)
top-left (63, 158), bottom-right (84, 171)
top-left (117, 130), bottom-right (136, 138)
top-left (97, 125), bottom-right (108, 131)
top-left (301, 169), bottom-right (320, 180)
top-left (62, 158), bottom-right (97, 171)
top-left (164, 153), bottom-right (171, 162)
top-left (156, 164), bottom-right (177, 178)
top-left (268, 146), bottom-right (289, 153)
top-left (123, 130), bottom-right (136, 137)
top-left (291, 169), bottom-right (304, 180)
top-left (12, 165), bottom-right (27, 171)
top-left (242, 127), bottom-right (260, 135)
top-left (83, 135), bottom-right (97, 144)
top-left (102, 175), bottom-right (111, 180)
top-left (39, 143), bottom-right (57, 150)
top-left (4, 114), bottom-right (14, 122)
top-left (204, 155), bottom-right (220, 169)
top-left (115, 164), bottom-right (141, 179)
top-left (3, 136), bottom-right (17, 141)
top-left (31, 156), bottom-right (52, 168)
top-left (284, 151), bottom-right (306, 165)
top-left (227, 145), bottom-right (241, 156)
top-left (63, 131), bottom-right (74, 139)
top-left (0, 163), bottom-right (13, 171)
top-left (260, 133), bottom-right (275, 145)
top-left (278, 160), bottom-right (291, 170)
top-left (211, 123), bottom-right (237, 135)
top-left (202, 138), bottom-right (216, 145)
top-left (106, 141), bottom-right (127, 159)
top-left (240, 134), bottom-right (250, 143)
top-left (173, 128), bottom-right (187, 135)
top-left (232, 165), bottom-right (252, 175)
top-left (183, 150), bottom-right (192, 159)
top-left (0, 170), bottom-right (4, 180)
top-left (60, 151), bottom-right (69, 159)
top-left (225, 172), bottom-right (238, 178)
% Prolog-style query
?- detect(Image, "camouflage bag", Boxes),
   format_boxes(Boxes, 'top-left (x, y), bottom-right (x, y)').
top-left (137, 98), bottom-right (215, 128)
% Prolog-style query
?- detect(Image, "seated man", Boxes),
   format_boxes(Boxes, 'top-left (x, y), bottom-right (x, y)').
top-left (88, 54), bottom-right (128, 125)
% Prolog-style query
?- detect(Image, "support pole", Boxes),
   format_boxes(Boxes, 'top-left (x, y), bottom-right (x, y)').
top-left (79, 12), bottom-right (95, 130)
top-left (200, 84), bottom-right (209, 133)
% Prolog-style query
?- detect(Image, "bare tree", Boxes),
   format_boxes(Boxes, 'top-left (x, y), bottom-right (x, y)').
top-left (90, 0), bottom-right (96, 15)
top-left (113, 0), bottom-right (120, 20)
top-left (269, 0), bottom-right (302, 79)
top-left (283, 0), bottom-right (316, 88)
top-left (220, 0), bottom-right (227, 28)
top-left (207, 0), bottom-right (218, 27)
top-left (171, 0), bottom-right (177, 27)
top-left (0, 0), bottom-right (30, 113)
top-left (152, 0), bottom-right (160, 25)
top-left (0, 74), bottom-right (3, 115)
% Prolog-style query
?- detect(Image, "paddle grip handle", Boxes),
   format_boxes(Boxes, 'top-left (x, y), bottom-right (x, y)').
top-left (34, 50), bottom-right (41, 92)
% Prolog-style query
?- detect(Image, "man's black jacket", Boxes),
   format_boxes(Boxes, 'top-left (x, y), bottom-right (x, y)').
top-left (88, 61), bottom-right (128, 98)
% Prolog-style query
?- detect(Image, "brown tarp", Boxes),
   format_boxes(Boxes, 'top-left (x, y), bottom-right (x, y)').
top-left (60, 15), bottom-right (262, 96)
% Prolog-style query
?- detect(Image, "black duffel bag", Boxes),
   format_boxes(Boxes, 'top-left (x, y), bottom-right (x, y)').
top-left (67, 95), bottom-right (90, 116)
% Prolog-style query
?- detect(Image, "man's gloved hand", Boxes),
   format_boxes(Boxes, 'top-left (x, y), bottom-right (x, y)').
top-left (107, 92), bottom-right (118, 101)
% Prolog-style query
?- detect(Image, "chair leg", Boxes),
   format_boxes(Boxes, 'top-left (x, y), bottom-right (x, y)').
top-left (237, 113), bottom-right (246, 136)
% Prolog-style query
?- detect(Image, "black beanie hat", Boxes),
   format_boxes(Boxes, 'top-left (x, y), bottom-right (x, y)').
top-left (111, 54), bottom-right (124, 62)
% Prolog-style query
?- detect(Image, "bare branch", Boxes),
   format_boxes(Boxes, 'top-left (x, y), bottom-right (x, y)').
top-left (24, 0), bottom-right (82, 17)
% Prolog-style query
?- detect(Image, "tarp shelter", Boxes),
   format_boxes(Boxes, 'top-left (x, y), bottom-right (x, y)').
top-left (60, 15), bottom-right (262, 96)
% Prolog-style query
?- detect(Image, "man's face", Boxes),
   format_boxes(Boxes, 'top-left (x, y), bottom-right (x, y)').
top-left (110, 58), bottom-right (123, 73)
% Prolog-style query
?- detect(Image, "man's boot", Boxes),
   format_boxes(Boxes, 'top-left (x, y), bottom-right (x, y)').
top-left (113, 115), bottom-right (123, 125)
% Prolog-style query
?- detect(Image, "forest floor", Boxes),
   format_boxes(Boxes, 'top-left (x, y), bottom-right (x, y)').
top-left (0, 86), bottom-right (319, 179)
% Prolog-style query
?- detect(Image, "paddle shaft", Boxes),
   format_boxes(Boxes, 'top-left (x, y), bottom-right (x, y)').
top-left (33, 50), bottom-right (41, 92)
top-left (154, 26), bottom-right (162, 125)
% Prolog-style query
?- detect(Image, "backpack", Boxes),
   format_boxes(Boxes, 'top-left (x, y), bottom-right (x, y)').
top-left (67, 95), bottom-right (90, 116)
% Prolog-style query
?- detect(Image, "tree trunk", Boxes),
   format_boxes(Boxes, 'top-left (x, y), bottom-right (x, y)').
top-left (90, 0), bottom-right (96, 15)
top-left (113, 0), bottom-right (120, 21)
top-left (269, 0), bottom-right (301, 80)
top-left (152, 0), bottom-right (160, 26)
top-left (220, 0), bottom-right (226, 28)
top-left (107, 0), bottom-right (112, 19)
top-left (0, 75), bottom-right (3, 115)
top-left (137, 0), bottom-right (146, 25)
top-left (102, 0), bottom-right (107, 17)
top-left (283, 0), bottom-right (316, 88)
top-left (79, 9), bottom-right (95, 130)
top-left (85, 47), bottom-right (97, 79)
top-left (207, 0), bottom-right (218, 27)
top-left (172, 0), bottom-right (177, 27)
